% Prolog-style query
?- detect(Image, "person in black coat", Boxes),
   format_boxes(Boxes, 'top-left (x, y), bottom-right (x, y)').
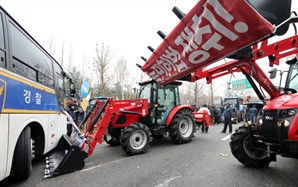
top-left (221, 103), bottom-right (233, 133)
top-left (209, 106), bottom-right (216, 124)
top-left (66, 102), bottom-right (77, 136)
top-left (215, 106), bottom-right (222, 124)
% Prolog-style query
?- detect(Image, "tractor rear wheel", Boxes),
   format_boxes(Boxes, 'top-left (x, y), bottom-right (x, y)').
top-left (229, 125), bottom-right (276, 167)
top-left (120, 123), bottom-right (150, 156)
top-left (236, 110), bottom-right (242, 122)
top-left (169, 109), bottom-right (195, 144)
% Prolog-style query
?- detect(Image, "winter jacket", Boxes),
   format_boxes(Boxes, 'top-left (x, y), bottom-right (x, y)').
top-left (223, 107), bottom-right (233, 118)
top-left (209, 107), bottom-right (216, 118)
top-left (67, 102), bottom-right (78, 124)
top-left (198, 107), bottom-right (211, 115)
top-left (249, 106), bottom-right (258, 116)
top-left (216, 108), bottom-right (222, 116)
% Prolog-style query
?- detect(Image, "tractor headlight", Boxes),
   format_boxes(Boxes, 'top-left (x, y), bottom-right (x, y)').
top-left (277, 119), bottom-right (291, 127)
top-left (278, 109), bottom-right (296, 118)
top-left (258, 118), bottom-right (263, 125)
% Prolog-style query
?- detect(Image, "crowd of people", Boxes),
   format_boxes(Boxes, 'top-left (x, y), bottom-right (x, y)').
top-left (192, 102), bottom-right (258, 134)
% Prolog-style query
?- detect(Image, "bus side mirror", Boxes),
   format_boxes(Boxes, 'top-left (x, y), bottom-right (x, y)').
top-left (70, 83), bottom-right (76, 95)
top-left (269, 68), bottom-right (277, 79)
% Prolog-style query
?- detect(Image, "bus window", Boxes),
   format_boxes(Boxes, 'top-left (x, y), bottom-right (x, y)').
top-left (0, 12), bottom-right (5, 68)
top-left (12, 58), bottom-right (37, 82)
top-left (9, 21), bottom-right (54, 80)
top-left (0, 13), bottom-right (4, 49)
top-left (0, 50), bottom-right (4, 68)
top-left (38, 72), bottom-right (54, 88)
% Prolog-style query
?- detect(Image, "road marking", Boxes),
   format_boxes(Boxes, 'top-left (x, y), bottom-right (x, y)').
top-left (155, 175), bottom-right (182, 187)
top-left (221, 134), bottom-right (231, 141)
top-left (79, 156), bottom-right (136, 173)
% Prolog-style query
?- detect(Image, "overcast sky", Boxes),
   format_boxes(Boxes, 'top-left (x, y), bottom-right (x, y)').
top-left (1, 0), bottom-right (297, 96)
top-left (0, 0), bottom-right (197, 73)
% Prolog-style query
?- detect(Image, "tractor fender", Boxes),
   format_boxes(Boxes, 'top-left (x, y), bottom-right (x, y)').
top-left (165, 105), bottom-right (193, 126)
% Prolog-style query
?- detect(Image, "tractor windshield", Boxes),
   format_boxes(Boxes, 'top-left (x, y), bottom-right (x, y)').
top-left (154, 83), bottom-right (181, 124)
top-left (157, 84), bottom-right (181, 109)
top-left (286, 64), bottom-right (298, 92)
top-left (139, 83), bottom-right (153, 104)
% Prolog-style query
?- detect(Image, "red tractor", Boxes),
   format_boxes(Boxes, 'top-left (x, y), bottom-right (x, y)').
top-left (140, 0), bottom-right (298, 168)
top-left (45, 79), bottom-right (209, 178)
top-left (101, 80), bottom-right (197, 154)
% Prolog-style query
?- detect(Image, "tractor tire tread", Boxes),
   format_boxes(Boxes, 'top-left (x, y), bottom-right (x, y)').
top-left (229, 125), bottom-right (275, 168)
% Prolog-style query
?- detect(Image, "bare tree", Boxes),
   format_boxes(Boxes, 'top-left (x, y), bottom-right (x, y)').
top-left (124, 78), bottom-right (137, 99)
top-left (114, 56), bottom-right (129, 99)
top-left (138, 69), bottom-right (148, 83)
top-left (47, 35), bottom-right (56, 57)
top-left (60, 39), bottom-right (65, 68)
top-left (193, 80), bottom-right (204, 106)
top-left (82, 54), bottom-right (92, 78)
top-left (93, 43), bottom-right (114, 96)
top-left (66, 45), bottom-right (74, 72)
top-left (184, 82), bottom-right (193, 105)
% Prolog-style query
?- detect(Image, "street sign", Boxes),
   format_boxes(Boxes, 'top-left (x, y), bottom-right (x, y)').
top-left (80, 81), bottom-right (90, 97)
top-left (232, 79), bottom-right (252, 90)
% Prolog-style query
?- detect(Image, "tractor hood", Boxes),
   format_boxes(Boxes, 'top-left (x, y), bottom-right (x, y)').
top-left (265, 93), bottom-right (298, 109)
top-left (141, 0), bottom-right (275, 85)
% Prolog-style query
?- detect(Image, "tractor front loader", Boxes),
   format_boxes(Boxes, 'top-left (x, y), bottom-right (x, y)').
top-left (44, 98), bottom-right (149, 178)
top-left (45, 79), bottom-right (208, 178)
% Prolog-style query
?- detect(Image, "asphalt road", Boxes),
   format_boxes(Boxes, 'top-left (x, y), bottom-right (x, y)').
top-left (1, 122), bottom-right (298, 187)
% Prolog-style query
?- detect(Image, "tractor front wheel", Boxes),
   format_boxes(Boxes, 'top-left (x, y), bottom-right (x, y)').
top-left (169, 109), bottom-right (195, 144)
top-left (229, 125), bottom-right (276, 167)
top-left (120, 123), bottom-right (150, 156)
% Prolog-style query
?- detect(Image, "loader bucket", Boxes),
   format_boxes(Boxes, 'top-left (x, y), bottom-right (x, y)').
top-left (141, 0), bottom-right (275, 85)
top-left (44, 134), bottom-right (87, 178)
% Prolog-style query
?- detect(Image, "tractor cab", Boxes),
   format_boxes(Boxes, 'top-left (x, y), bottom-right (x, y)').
top-left (139, 80), bottom-right (181, 124)
top-left (269, 55), bottom-right (298, 94)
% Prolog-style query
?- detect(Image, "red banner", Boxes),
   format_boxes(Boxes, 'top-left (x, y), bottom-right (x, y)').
top-left (141, 0), bottom-right (274, 85)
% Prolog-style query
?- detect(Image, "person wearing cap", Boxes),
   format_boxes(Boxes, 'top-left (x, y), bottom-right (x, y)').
top-left (66, 102), bottom-right (78, 136)
top-left (249, 104), bottom-right (258, 123)
top-left (221, 102), bottom-right (233, 133)
top-left (198, 104), bottom-right (211, 133)
top-left (73, 99), bottom-right (85, 127)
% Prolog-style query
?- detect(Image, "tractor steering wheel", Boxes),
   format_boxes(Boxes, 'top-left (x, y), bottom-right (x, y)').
top-left (166, 102), bottom-right (176, 110)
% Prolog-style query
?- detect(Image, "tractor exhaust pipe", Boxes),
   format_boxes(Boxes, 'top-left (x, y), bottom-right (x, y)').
top-left (44, 111), bottom-right (87, 178)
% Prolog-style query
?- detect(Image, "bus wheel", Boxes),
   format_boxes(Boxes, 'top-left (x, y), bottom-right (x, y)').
top-left (9, 126), bottom-right (33, 181)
